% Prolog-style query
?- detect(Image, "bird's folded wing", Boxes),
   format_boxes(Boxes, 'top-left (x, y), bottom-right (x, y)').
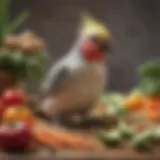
top-left (41, 64), bottom-right (70, 95)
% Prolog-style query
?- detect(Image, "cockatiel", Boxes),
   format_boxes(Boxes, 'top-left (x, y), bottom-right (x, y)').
top-left (40, 14), bottom-right (111, 121)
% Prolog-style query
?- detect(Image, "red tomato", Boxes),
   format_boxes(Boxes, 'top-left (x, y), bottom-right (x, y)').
top-left (2, 89), bottom-right (25, 106)
top-left (0, 99), bottom-right (5, 116)
top-left (0, 121), bottom-right (32, 150)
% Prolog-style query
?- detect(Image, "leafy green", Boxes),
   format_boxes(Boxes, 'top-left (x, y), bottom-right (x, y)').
top-left (139, 61), bottom-right (160, 79)
top-left (138, 78), bottom-right (160, 96)
top-left (0, 50), bottom-right (27, 79)
top-left (24, 52), bottom-right (45, 85)
top-left (0, 0), bottom-right (10, 45)
top-left (7, 9), bottom-right (30, 33)
top-left (0, 0), bottom-right (29, 47)
top-left (136, 61), bottom-right (160, 96)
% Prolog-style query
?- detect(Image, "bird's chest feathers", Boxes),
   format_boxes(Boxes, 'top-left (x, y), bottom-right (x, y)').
top-left (74, 64), bottom-right (105, 85)
top-left (65, 62), bottom-right (106, 96)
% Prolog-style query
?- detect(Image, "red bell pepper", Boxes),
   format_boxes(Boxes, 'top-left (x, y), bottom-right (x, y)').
top-left (0, 121), bottom-right (32, 151)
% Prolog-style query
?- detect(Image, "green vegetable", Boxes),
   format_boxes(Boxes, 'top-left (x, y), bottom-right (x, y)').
top-left (136, 61), bottom-right (160, 96)
top-left (138, 78), bottom-right (160, 96)
top-left (97, 129), bottom-right (122, 147)
top-left (129, 88), bottom-right (143, 95)
top-left (139, 61), bottom-right (160, 79)
top-left (131, 129), bottom-right (153, 151)
top-left (25, 52), bottom-right (45, 85)
top-left (103, 93), bottom-right (129, 117)
top-left (0, 0), bottom-right (45, 85)
top-left (118, 121), bottom-right (135, 140)
top-left (0, 0), bottom-right (29, 46)
top-left (0, 50), bottom-right (27, 80)
top-left (152, 126), bottom-right (160, 144)
top-left (0, 0), bottom-right (10, 46)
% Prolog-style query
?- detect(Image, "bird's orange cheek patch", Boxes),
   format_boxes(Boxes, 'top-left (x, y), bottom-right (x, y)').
top-left (80, 41), bottom-right (104, 62)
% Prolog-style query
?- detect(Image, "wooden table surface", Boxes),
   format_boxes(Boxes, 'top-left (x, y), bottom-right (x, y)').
top-left (25, 95), bottom-right (160, 160)
top-left (0, 149), bottom-right (159, 160)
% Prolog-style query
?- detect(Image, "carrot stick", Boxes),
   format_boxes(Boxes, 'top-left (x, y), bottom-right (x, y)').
top-left (33, 118), bottom-right (100, 149)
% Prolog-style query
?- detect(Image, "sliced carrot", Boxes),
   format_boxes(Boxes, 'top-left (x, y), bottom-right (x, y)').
top-left (32, 118), bottom-right (99, 149)
top-left (34, 131), bottom-right (63, 148)
top-left (145, 108), bottom-right (159, 121)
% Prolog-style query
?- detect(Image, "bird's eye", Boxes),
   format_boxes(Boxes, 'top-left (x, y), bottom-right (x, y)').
top-left (100, 42), bottom-right (111, 52)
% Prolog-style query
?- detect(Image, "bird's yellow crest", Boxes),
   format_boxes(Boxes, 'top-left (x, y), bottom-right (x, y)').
top-left (80, 13), bottom-right (111, 41)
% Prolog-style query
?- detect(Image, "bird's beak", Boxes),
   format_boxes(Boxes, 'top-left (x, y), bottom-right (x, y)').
top-left (97, 36), bottom-right (111, 53)
top-left (100, 41), bottom-right (111, 53)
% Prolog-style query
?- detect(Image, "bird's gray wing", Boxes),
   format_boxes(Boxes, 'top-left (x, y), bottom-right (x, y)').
top-left (41, 64), bottom-right (70, 95)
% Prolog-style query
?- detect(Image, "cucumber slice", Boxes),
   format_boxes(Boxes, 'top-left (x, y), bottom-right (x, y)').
top-left (118, 121), bottom-right (135, 140)
top-left (103, 93), bottom-right (129, 117)
top-left (152, 126), bottom-right (160, 144)
top-left (131, 129), bottom-right (153, 151)
top-left (97, 129), bottom-right (122, 147)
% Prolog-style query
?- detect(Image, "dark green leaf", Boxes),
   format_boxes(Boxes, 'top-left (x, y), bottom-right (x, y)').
top-left (138, 61), bottom-right (160, 79)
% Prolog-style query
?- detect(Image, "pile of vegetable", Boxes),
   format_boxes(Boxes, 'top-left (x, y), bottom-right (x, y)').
top-left (0, 87), bottom-right (103, 152)
top-left (96, 61), bottom-right (160, 152)
top-left (124, 61), bottom-right (160, 121)
top-left (0, 0), bottom-right (46, 92)
top-left (0, 88), bottom-right (34, 151)
top-left (98, 121), bottom-right (160, 151)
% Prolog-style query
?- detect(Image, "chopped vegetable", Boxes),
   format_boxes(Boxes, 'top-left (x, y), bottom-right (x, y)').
top-left (131, 129), bottom-right (153, 151)
top-left (32, 119), bottom-right (102, 150)
top-left (138, 61), bottom-right (160, 79)
top-left (118, 121), bottom-right (135, 140)
top-left (103, 93), bottom-right (128, 117)
top-left (97, 129), bottom-right (121, 147)
top-left (2, 89), bottom-right (25, 106)
top-left (152, 126), bottom-right (160, 144)
top-left (124, 94), bottom-right (145, 111)
top-left (2, 106), bottom-right (33, 124)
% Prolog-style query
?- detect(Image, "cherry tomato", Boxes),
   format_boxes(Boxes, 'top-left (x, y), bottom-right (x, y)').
top-left (2, 89), bottom-right (25, 106)
top-left (0, 99), bottom-right (5, 114)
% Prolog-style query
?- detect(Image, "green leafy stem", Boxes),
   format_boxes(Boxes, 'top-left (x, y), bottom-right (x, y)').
top-left (0, 0), bottom-right (30, 46)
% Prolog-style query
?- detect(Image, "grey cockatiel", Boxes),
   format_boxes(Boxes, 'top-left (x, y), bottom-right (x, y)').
top-left (40, 14), bottom-right (111, 121)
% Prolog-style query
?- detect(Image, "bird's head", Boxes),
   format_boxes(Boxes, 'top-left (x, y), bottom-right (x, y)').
top-left (79, 13), bottom-right (111, 63)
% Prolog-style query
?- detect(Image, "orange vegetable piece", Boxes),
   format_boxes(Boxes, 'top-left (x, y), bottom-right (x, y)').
top-left (143, 98), bottom-right (155, 110)
top-left (3, 106), bottom-right (33, 124)
top-left (32, 119), bottom-right (103, 150)
top-left (124, 94), bottom-right (145, 111)
top-left (145, 108), bottom-right (160, 121)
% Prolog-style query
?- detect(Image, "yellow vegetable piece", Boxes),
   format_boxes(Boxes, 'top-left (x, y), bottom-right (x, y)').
top-left (3, 106), bottom-right (33, 123)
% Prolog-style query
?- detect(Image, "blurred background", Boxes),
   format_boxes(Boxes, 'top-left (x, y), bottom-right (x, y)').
top-left (11, 0), bottom-right (160, 92)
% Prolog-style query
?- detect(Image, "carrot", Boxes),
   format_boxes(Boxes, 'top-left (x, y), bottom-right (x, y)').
top-left (144, 108), bottom-right (159, 121)
top-left (32, 118), bottom-right (99, 149)
top-left (33, 130), bottom-right (63, 148)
